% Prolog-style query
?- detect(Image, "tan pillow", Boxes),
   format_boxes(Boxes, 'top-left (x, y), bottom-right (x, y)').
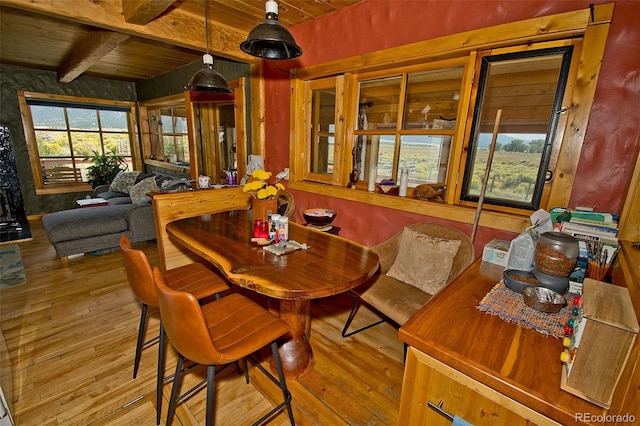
top-left (386, 227), bottom-right (461, 294)
top-left (129, 176), bottom-right (158, 205)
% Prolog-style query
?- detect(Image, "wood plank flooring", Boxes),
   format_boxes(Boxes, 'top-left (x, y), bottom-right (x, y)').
top-left (0, 220), bottom-right (404, 425)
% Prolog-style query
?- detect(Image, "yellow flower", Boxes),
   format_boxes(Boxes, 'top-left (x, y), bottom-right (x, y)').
top-left (252, 169), bottom-right (271, 181)
top-left (242, 169), bottom-right (285, 200)
top-left (243, 180), bottom-right (264, 192)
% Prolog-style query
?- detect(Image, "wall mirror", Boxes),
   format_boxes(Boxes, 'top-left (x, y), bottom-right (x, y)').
top-left (139, 78), bottom-right (248, 183)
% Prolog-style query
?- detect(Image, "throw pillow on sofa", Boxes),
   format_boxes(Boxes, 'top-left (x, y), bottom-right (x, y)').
top-left (129, 176), bottom-right (159, 205)
top-left (109, 171), bottom-right (141, 194)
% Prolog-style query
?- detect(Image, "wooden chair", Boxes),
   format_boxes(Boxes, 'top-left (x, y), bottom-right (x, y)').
top-left (119, 235), bottom-right (230, 425)
top-left (152, 267), bottom-right (295, 426)
top-left (342, 222), bottom-right (475, 337)
top-left (277, 190), bottom-right (295, 219)
top-left (42, 166), bottom-right (81, 183)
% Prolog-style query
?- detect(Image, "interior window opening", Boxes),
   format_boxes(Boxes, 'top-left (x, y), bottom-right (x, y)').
top-left (355, 67), bottom-right (463, 191)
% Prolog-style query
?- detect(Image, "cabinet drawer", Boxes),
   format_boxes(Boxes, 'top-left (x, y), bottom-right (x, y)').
top-left (399, 347), bottom-right (560, 426)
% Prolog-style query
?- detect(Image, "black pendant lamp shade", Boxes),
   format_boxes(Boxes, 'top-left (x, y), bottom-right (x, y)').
top-left (185, 54), bottom-right (232, 93)
top-left (185, 0), bottom-right (232, 93)
top-left (240, 0), bottom-right (302, 60)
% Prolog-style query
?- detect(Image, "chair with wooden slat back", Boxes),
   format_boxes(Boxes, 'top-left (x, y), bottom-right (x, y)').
top-left (277, 190), bottom-right (295, 219)
top-left (42, 166), bottom-right (82, 183)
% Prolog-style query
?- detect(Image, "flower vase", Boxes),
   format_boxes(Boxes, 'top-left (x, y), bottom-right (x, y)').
top-left (252, 198), bottom-right (277, 222)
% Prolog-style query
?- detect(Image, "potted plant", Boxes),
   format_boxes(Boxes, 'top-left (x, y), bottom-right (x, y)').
top-left (85, 148), bottom-right (127, 189)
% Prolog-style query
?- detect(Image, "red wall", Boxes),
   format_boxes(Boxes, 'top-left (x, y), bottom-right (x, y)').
top-left (261, 0), bottom-right (640, 254)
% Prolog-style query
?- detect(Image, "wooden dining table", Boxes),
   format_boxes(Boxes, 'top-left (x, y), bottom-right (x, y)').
top-left (165, 210), bottom-right (380, 378)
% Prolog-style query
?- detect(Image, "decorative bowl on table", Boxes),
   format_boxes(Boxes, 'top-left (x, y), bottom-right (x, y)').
top-left (522, 286), bottom-right (567, 313)
top-left (303, 208), bottom-right (337, 227)
top-left (503, 269), bottom-right (539, 294)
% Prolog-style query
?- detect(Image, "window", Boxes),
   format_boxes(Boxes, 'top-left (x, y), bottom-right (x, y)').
top-left (289, 4), bottom-right (609, 233)
top-left (148, 105), bottom-right (189, 164)
top-left (354, 65), bottom-right (464, 191)
top-left (461, 46), bottom-right (573, 210)
top-left (19, 92), bottom-right (136, 194)
top-left (302, 76), bottom-right (345, 185)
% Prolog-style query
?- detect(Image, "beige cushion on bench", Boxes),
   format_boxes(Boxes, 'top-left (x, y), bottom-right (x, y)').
top-left (351, 222), bottom-right (475, 327)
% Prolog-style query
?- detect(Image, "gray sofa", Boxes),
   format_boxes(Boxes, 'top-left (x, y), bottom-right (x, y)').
top-left (42, 172), bottom-right (189, 265)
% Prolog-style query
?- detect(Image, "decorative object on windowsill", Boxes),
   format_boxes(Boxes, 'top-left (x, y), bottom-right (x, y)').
top-left (412, 183), bottom-right (446, 202)
top-left (377, 179), bottom-right (398, 195)
top-left (243, 169), bottom-right (285, 222)
top-left (184, 0), bottom-right (231, 93)
top-left (240, 0), bottom-right (302, 60)
top-left (399, 168), bottom-right (409, 197)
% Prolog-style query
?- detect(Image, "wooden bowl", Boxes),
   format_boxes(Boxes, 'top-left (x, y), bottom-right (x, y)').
top-left (522, 286), bottom-right (566, 313)
top-left (303, 208), bottom-right (336, 226)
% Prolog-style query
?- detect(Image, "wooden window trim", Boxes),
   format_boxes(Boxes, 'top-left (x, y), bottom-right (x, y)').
top-left (18, 91), bottom-right (138, 195)
top-left (289, 4), bottom-right (613, 234)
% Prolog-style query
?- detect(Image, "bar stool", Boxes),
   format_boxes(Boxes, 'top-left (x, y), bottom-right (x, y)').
top-left (152, 267), bottom-right (295, 426)
top-left (119, 235), bottom-right (230, 425)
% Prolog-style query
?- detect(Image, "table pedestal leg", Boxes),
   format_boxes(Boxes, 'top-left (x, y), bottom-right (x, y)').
top-left (268, 298), bottom-right (313, 378)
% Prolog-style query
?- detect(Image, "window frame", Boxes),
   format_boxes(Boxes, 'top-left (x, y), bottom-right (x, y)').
top-left (300, 75), bottom-right (347, 185)
top-left (18, 91), bottom-right (139, 195)
top-left (459, 44), bottom-right (575, 211)
top-left (289, 4), bottom-right (611, 234)
top-left (351, 58), bottom-right (468, 192)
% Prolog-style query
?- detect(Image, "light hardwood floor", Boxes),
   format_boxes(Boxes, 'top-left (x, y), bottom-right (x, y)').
top-left (0, 220), bottom-right (404, 425)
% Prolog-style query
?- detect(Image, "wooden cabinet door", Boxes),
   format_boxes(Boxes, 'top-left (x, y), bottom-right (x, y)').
top-left (399, 347), bottom-right (560, 426)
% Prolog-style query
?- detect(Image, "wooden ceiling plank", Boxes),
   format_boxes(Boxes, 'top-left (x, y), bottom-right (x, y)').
top-left (2, 0), bottom-right (255, 63)
top-left (122, 0), bottom-right (176, 25)
top-left (57, 30), bottom-right (130, 84)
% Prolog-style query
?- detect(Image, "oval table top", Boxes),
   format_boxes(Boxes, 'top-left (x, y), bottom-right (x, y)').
top-left (166, 210), bottom-right (380, 300)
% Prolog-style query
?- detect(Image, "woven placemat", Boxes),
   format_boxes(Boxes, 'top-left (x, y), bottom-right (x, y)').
top-left (477, 281), bottom-right (577, 338)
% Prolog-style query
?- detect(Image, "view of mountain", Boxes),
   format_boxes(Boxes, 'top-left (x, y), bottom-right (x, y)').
top-left (29, 105), bottom-right (128, 130)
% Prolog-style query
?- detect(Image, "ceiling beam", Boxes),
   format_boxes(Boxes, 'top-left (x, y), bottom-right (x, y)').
top-left (57, 30), bottom-right (130, 84)
top-left (122, 0), bottom-right (175, 25)
top-left (2, 0), bottom-right (255, 63)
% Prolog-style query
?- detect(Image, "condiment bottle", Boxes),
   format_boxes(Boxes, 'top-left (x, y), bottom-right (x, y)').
top-left (277, 216), bottom-right (288, 247)
top-left (270, 214), bottom-right (281, 241)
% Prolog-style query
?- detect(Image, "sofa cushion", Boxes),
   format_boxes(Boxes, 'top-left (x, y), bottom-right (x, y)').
top-left (386, 227), bottom-right (461, 295)
top-left (109, 171), bottom-right (141, 194)
top-left (42, 204), bottom-right (135, 243)
top-left (129, 176), bottom-right (159, 205)
top-left (96, 190), bottom-right (129, 200)
top-left (105, 196), bottom-right (133, 205)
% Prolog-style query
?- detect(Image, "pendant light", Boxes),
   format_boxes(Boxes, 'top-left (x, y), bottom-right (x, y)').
top-left (185, 0), bottom-right (232, 93)
top-left (240, 0), bottom-right (302, 60)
